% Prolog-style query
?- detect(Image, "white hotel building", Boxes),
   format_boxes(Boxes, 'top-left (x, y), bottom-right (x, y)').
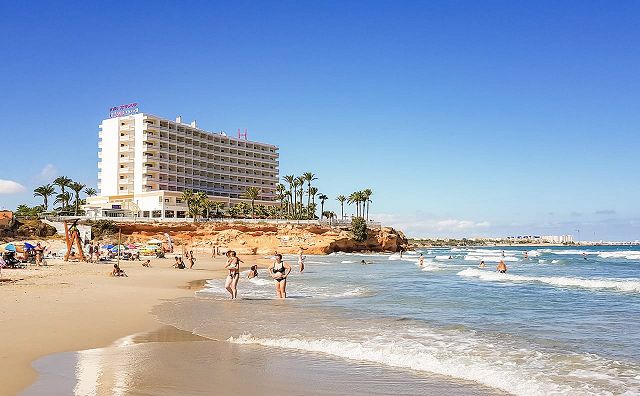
top-left (85, 112), bottom-right (279, 219)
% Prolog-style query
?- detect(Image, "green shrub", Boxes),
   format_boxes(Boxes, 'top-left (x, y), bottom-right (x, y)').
top-left (351, 217), bottom-right (368, 242)
top-left (90, 219), bottom-right (119, 239)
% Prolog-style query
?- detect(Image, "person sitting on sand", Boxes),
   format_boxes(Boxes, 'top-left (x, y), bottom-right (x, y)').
top-left (269, 254), bottom-right (291, 299)
top-left (112, 263), bottom-right (127, 277)
top-left (225, 251), bottom-right (242, 299)
top-left (173, 257), bottom-right (186, 269)
top-left (479, 260), bottom-right (486, 268)
top-left (497, 260), bottom-right (507, 273)
top-left (248, 264), bottom-right (258, 279)
top-left (142, 260), bottom-right (151, 268)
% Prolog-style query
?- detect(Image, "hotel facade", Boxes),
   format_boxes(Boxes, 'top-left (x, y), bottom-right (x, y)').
top-left (85, 110), bottom-right (279, 219)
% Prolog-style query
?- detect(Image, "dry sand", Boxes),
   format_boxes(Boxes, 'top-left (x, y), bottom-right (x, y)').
top-left (0, 248), bottom-right (246, 395)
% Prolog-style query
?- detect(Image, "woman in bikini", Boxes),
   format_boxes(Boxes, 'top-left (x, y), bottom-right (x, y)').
top-left (269, 253), bottom-right (291, 298)
top-left (224, 251), bottom-right (242, 299)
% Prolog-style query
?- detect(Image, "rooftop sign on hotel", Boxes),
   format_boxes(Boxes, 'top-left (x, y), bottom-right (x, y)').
top-left (109, 102), bottom-right (139, 118)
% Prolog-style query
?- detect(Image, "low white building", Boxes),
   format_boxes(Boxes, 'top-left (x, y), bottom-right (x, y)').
top-left (85, 108), bottom-right (279, 219)
top-left (540, 235), bottom-right (574, 244)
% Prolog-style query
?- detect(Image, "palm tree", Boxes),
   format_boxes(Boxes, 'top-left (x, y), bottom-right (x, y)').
top-left (292, 177), bottom-right (302, 217)
top-left (309, 187), bottom-right (318, 205)
top-left (33, 184), bottom-right (56, 211)
top-left (348, 192), bottom-right (359, 217)
top-left (284, 191), bottom-right (292, 218)
top-left (336, 195), bottom-right (346, 220)
top-left (243, 187), bottom-right (261, 218)
top-left (362, 188), bottom-right (372, 221)
top-left (276, 183), bottom-right (286, 217)
top-left (54, 191), bottom-right (71, 212)
top-left (211, 201), bottom-right (225, 218)
top-left (181, 189), bottom-right (195, 219)
top-left (325, 211), bottom-right (336, 225)
top-left (283, 175), bottom-right (295, 216)
top-left (318, 194), bottom-right (328, 219)
top-left (303, 172), bottom-right (317, 207)
top-left (195, 192), bottom-right (208, 219)
top-left (54, 176), bottom-right (72, 208)
top-left (69, 182), bottom-right (86, 215)
top-left (84, 187), bottom-right (97, 197)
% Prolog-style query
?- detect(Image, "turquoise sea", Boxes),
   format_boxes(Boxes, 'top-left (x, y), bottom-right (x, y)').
top-left (156, 245), bottom-right (640, 395)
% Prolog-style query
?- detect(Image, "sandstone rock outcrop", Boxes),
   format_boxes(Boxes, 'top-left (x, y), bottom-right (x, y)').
top-left (113, 222), bottom-right (407, 254)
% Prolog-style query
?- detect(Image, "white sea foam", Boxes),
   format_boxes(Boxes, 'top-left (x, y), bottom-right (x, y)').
top-left (541, 249), bottom-right (599, 256)
top-left (598, 251), bottom-right (640, 260)
top-left (551, 259), bottom-right (561, 264)
top-left (248, 277), bottom-right (272, 286)
top-left (464, 255), bottom-right (519, 263)
top-left (341, 260), bottom-right (356, 264)
top-left (458, 268), bottom-right (640, 293)
top-left (421, 265), bottom-right (444, 272)
top-left (228, 334), bottom-right (579, 395)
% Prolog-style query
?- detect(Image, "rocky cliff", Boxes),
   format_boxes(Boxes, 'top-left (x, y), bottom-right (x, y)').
top-left (113, 222), bottom-right (407, 255)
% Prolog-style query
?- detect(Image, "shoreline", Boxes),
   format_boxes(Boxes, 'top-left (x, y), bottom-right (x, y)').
top-left (0, 252), bottom-right (232, 395)
top-left (23, 324), bottom-right (503, 396)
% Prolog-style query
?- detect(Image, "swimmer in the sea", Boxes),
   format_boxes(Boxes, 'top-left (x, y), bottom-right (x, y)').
top-left (497, 260), bottom-right (507, 273)
top-left (479, 260), bottom-right (485, 268)
top-left (419, 254), bottom-right (424, 267)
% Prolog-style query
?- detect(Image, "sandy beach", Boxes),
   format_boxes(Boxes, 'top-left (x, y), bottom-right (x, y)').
top-left (0, 249), bottom-right (233, 395)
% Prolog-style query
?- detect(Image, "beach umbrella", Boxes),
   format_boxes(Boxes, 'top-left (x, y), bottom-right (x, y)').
top-left (24, 242), bottom-right (35, 250)
top-left (127, 244), bottom-right (137, 249)
top-left (102, 244), bottom-right (114, 249)
top-left (0, 243), bottom-right (16, 252)
top-left (110, 245), bottom-right (128, 252)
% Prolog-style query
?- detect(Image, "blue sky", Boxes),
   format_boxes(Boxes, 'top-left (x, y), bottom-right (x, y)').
top-left (0, 1), bottom-right (638, 240)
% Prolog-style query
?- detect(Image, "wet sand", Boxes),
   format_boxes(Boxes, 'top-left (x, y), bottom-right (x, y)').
top-left (24, 325), bottom-right (503, 396)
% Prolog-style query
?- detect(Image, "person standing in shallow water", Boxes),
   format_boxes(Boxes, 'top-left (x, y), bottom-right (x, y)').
top-left (419, 253), bottom-right (424, 267)
top-left (269, 253), bottom-right (291, 298)
top-left (497, 260), bottom-right (507, 273)
top-left (298, 250), bottom-right (305, 273)
top-left (225, 251), bottom-right (242, 299)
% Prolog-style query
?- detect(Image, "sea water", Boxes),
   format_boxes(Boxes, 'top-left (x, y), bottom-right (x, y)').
top-left (154, 246), bottom-right (640, 395)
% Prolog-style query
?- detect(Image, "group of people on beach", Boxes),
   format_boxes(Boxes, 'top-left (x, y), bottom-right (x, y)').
top-left (224, 250), bottom-right (305, 299)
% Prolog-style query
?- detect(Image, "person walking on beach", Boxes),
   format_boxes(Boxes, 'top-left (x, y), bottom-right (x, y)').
top-left (225, 251), bottom-right (242, 299)
top-left (269, 253), bottom-right (291, 299)
top-left (497, 260), bottom-right (507, 273)
top-left (188, 250), bottom-right (196, 269)
top-left (298, 250), bottom-right (305, 273)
